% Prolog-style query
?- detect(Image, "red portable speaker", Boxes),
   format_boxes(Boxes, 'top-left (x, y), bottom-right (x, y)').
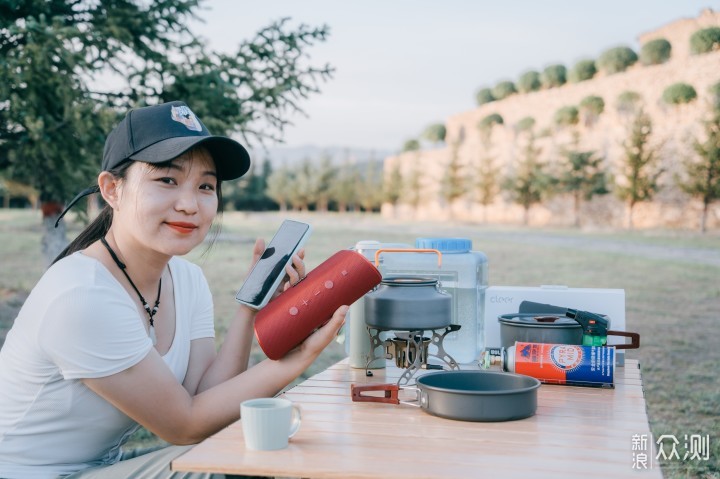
top-left (254, 249), bottom-right (382, 360)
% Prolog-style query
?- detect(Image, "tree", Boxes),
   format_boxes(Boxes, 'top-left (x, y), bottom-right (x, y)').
top-left (473, 155), bottom-right (500, 223)
top-left (541, 64), bottom-right (567, 89)
top-left (422, 123), bottom-right (447, 145)
top-left (557, 150), bottom-right (609, 227)
top-left (266, 163), bottom-right (293, 211)
top-left (502, 133), bottom-right (552, 225)
top-left (597, 46), bottom-right (638, 74)
top-left (492, 81), bottom-right (517, 101)
top-left (439, 142), bottom-right (465, 218)
top-left (517, 71), bottom-right (541, 93)
top-left (383, 162), bottom-right (404, 209)
top-left (0, 3), bottom-right (332, 265)
top-left (475, 88), bottom-right (495, 106)
top-left (329, 158), bottom-right (359, 213)
top-left (579, 95), bottom-right (605, 128)
top-left (640, 38), bottom-right (672, 65)
top-left (615, 109), bottom-right (663, 229)
top-left (402, 139), bottom-right (420, 152)
top-left (662, 83), bottom-right (698, 106)
top-left (357, 160), bottom-right (383, 212)
top-left (568, 59), bottom-right (597, 83)
top-left (676, 97), bottom-right (720, 233)
top-left (404, 157), bottom-right (425, 217)
top-left (312, 156), bottom-right (337, 213)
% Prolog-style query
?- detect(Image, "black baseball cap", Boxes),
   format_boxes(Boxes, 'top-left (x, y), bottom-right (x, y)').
top-left (103, 101), bottom-right (250, 180)
top-left (55, 101), bottom-right (250, 227)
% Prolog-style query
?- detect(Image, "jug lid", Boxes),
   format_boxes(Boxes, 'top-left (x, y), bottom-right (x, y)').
top-left (415, 237), bottom-right (471, 253)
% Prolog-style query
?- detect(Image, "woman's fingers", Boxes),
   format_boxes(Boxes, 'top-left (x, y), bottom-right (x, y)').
top-left (302, 305), bottom-right (349, 355)
top-left (251, 238), bottom-right (265, 266)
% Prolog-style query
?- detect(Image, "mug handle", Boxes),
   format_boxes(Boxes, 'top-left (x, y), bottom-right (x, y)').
top-left (288, 405), bottom-right (302, 438)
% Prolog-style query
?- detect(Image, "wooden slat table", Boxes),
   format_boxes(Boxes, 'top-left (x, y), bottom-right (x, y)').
top-left (172, 358), bottom-right (663, 478)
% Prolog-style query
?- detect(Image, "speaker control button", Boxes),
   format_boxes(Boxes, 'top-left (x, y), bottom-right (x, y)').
top-left (324, 280), bottom-right (334, 289)
top-left (289, 307), bottom-right (299, 316)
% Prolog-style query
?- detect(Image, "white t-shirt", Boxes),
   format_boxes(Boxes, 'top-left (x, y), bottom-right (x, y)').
top-left (0, 252), bottom-right (215, 479)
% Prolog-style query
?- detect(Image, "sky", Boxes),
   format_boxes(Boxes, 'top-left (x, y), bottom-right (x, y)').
top-left (189, 1), bottom-right (718, 153)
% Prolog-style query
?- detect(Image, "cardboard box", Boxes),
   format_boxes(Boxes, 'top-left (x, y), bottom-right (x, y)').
top-left (483, 285), bottom-right (627, 365)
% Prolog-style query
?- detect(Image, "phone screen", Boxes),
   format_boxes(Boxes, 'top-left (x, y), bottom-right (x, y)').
top-left (235, 220), bottom-right (310, 307)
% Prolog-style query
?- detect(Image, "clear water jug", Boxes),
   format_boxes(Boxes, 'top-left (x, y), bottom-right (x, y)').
top-left (346, 240), bottom-right (411, 368)
top-left (379, 238), bottom-right (488, 364)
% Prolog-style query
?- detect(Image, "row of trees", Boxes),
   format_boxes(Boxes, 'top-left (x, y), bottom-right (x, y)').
top-left (0, 1), bottom-right (333, 264)
top-left (475, 26), bottom-right (720, 106)
top-left (390, 82), bottom-right (720, 232)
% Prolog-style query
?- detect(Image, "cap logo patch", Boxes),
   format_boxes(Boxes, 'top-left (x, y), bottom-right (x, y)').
top-left (171, 105), bottom-right (202, 132)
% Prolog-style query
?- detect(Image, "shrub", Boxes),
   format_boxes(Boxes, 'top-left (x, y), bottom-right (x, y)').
top-left (554, 106), bottom-right (579, 127)
top-left (662, 83), bottom-right (697, 105)
top-left (568, 59), bottom-right (596, 83)
top-left (517, 71), bottom-right (541, 93)
top-left (580, 95), bottom-right (605, 116)
top-left (640, 38), bottom-right (672, 65)
top-left (597, 46), bottom-right (638, 74)
top-left (402, 139), bottom-right (420, 152)
top-left (492, 81), bottom-right (517, 100)
top-left (690, 27), bottom-right (720, 55)
top-left (478, 113), bottom-right (504, 131)
top-left (616, 91), bottom-right (642, 114)
top-left (541, 64), bottom-right (567, 88)
top-left (476, 88), bottom-right (495, 106)
top-left (710, 81), bottom-right (720, 110)
top-left (515, 116), bottom-right (536, 132)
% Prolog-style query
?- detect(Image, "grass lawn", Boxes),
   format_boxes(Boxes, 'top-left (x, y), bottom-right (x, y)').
top-left (1, 209), bottom-right (718, 478)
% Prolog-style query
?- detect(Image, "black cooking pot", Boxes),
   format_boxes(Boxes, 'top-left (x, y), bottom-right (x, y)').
top-left (351, 370), bottom-right (540, 422)
top-left (364, 277), bottom-right (452, 331)
top-left (499, 313), bottom-right (584, 348)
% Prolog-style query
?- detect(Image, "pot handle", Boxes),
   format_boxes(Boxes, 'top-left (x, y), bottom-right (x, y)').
top-left (351, 383), bottom-right (400, 404)
top-left (374, 248), bottom-right (442, 268)
top-left (350, 384), bottom-right (422, 408)
top-left (607, 330), bottom-right (640, 350)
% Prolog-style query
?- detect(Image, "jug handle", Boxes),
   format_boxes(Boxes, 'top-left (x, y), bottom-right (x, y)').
top-left (374, 248), bottom-right (442, 268)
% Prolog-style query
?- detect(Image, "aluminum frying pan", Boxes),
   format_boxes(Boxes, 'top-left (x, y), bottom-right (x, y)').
top-left (351, 370), bottom-right (540, 422)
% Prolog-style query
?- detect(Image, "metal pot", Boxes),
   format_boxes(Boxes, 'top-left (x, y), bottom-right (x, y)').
top-left (351, 370), bottom-right (540, 422)
top-left (499, 313), bottom-right (583, 348)
top-left (364, 277), bottom-right (451, 331)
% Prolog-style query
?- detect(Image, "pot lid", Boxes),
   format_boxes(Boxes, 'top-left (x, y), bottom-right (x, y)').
top-left (380, 276), bottom-right (438, 287)
top-left (498, 313), bottom-right (581, 329)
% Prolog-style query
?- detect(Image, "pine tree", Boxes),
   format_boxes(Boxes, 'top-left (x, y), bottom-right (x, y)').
top-left (677, 107), bottom-right (720, 233)
top-left (557, 150), bottom-right (609, 227)
top-left (502, 133), bottom-right (553, 225)
top-left (615, 108), bottom-right (663, 229)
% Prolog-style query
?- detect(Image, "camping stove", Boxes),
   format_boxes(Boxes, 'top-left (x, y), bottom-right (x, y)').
top-left (365, 324), bottom-right (461, 385)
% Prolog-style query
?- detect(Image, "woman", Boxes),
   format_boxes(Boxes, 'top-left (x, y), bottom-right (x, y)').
top-left (0, 101), bottom-right (347, 479)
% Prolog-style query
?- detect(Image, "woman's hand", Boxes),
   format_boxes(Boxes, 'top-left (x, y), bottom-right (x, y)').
top-left (241, 238), bottom-right (307, 307)
top-left (294, 305), bottom-right (348, 360)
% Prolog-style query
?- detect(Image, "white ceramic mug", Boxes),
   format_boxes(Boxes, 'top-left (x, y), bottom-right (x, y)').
top-left (240, 397), bottom-right (301, 451)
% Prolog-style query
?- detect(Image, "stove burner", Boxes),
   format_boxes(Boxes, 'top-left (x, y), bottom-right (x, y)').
top-left (365, 324), bottom-right (461, 385)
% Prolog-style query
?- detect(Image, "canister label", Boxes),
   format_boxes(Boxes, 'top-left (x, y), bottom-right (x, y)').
top-left (513, 342), bottom-right (615, 388)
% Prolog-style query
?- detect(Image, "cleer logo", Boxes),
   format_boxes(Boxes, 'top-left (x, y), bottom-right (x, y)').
top-left (550, 345), bottom-right (583, 371)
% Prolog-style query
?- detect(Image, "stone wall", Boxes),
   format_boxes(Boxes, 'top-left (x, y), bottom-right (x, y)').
top-left (382, 9), bottom-right (720, 230)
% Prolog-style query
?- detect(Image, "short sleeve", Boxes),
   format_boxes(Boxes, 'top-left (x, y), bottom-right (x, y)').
top-left (38, 284), bottom-right (153, 379)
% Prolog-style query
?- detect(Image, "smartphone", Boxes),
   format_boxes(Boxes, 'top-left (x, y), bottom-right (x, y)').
top-left (235, 220), bottom-right (312, 310)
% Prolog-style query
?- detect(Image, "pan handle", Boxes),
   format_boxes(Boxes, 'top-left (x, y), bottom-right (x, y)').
top-left (351, 383), bottom-right (400, 404)
top-left (607, 330), bottom-right (640, 350)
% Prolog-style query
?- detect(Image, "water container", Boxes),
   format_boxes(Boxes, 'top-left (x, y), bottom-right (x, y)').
top-left (379, 238), bottom-right (488, 364)
top-left (345, 240), bottom-right (411, 368)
